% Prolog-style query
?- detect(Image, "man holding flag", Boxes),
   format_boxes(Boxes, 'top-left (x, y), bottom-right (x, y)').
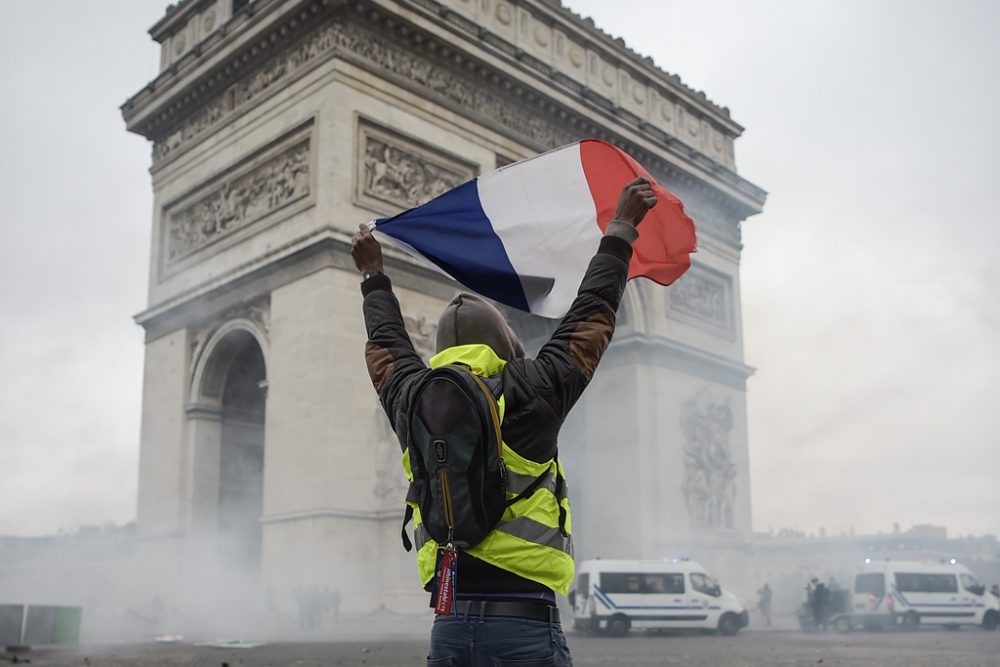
top-left (353, 166), bottom-right (667, 664)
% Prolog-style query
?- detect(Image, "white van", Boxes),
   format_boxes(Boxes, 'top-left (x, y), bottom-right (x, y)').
top-left (845, 560), bottom-right (999, 631)
top-left (570, 559), bottom-right (749, 636)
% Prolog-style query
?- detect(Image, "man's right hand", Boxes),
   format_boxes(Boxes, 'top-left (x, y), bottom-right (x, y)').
top-left (351, 223), bottom-right (384, 274)
top-left (613, 177), bottom-right (658, 227)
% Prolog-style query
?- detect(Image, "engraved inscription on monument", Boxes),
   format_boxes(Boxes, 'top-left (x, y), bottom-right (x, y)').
top-left (161, 123), bottom-right (314, 273)
top-left (356, 120), bottom-right (477, 214)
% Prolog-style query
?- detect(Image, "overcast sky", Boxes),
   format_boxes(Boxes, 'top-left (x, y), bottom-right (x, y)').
top-left (0, 0), bottom-right (997, 539)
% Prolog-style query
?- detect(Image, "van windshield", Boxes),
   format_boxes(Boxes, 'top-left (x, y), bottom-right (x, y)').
top-left (961, 573), bottom-right (984, 596)
top-left (690, 573), bottom-right (721, 597)
top-left (855, 573), bottom-right (885, 596)
top-left (577, 573), bottom-right (589, 597)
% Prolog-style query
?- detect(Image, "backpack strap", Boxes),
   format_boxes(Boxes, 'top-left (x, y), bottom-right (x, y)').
top-left (400, 504), bottom-right (414, 552)
top-left (400, 481), bottom-right (421, 552)
top-left (504, 467), bottom-right (550, 508)
top-left (554, 452), bottom-right (568, 538)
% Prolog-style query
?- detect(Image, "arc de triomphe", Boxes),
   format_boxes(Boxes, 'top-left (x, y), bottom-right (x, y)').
top-left (122, 0), bottom-right (766, 614)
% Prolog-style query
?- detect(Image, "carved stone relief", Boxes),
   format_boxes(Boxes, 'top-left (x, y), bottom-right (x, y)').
top-left (332, 21), bottom-right (576, 150)
top-left (667, 264), bottom-right (733, 338)
top-left (162, 125), bottom-right (312, 269)
top-left (356, 121), bottom-right (476, 214)
top-left (152, 18), bottom-right (578, 169)
top-left (681, 388), bottom-right (737, 530)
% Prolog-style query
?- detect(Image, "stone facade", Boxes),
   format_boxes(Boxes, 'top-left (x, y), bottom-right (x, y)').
top-left (123, 0), bottom-right (766, 615)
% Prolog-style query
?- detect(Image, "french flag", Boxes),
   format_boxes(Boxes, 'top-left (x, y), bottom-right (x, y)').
top-left (371, 140), bottom-right (697, 318)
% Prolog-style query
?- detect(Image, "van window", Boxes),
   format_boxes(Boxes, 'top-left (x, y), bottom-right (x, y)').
top-left (600, 572), bottom-right (684, 594)
top-left (577, 573), bottom-right (590, 597)
top-left (895, 572), bottom-right (958, 593)
top-left (601, 573), bottom-right (641, 594)
top-left (643, 573), bottom-right (685, 594)
top-left (690, 573), bottom-right (721, 597)
top-left (855, 573), bottom-right (885, 596)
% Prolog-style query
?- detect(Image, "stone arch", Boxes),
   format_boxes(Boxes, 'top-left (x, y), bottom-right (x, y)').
top-left (186, 318), bottom-right (269, 579)
top-left (191, 318), bottom-right (270, 406)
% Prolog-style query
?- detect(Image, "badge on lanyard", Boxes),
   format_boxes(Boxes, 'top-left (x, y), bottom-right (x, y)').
top-left (433, 545), bottom-right (458, 615)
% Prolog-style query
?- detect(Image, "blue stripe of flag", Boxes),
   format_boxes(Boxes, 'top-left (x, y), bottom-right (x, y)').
top-left (375, 180), bottom-right (529, 311)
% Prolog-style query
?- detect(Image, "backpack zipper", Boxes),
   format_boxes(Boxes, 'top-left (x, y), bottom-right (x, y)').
top-left (439, 469), bottom-right (456, 529)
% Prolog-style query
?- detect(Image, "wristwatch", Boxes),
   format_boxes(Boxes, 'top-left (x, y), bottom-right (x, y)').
top-left (361, 269), bottom-right (383, 283)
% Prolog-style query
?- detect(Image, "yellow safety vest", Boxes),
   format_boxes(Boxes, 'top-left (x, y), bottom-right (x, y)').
top-left (401, 343), bottom-right (575, 595)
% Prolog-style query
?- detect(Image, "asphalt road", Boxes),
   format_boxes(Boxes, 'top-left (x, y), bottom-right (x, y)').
top-left (13, 628), bottom-right (1000, 667)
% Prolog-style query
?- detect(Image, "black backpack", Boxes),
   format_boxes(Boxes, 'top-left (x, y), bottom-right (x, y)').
top-left (400, 364), bottom-right (549, 551)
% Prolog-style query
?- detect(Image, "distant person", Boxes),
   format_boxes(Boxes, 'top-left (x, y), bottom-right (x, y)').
top-left (811, 578), bottom-right (829, 630)
top-left (757, 583), bottom-right (772, 626)
top-left (353, 178), bottom-right (657, 665)
top-left (294, 585), bottom-right (322, 630)
top-left (991, 584), bottom-right (999, 598)
top-left (293, 586), bottom-right (305, 629)
top-left (327, 588), bottom-right (341, 619)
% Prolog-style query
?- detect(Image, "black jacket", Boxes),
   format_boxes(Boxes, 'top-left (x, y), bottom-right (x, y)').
top-left (361, 234), bottom-right (633, 593)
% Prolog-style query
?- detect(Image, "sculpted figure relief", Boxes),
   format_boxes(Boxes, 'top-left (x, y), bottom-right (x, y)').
top-left (681, 389), bottom-right (737, 530)
top-left (671, 270), bottom-right (728, 328)
top-left (167, 141), bottom-right (309, 263)
top-left (363, 138), bottom-right (466, 210)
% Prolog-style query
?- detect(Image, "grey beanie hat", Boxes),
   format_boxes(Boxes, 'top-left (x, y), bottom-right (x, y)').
top-left (435, 292), bottom-right (525, 360)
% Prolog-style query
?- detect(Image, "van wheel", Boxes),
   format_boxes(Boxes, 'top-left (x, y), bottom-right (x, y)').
top-left (901, 612), bottom-right (920, 631)
top-left (607, 615), bottom-right (629, 637)
top-left (982, 610), bottom-right (999, 631)
top-left (718, 613), bottom-right (740, 636)
top-left (833, 616), bottom-right (852, 634)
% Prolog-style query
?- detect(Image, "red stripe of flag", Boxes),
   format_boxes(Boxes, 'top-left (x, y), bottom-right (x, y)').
top-left (580, 139), bottom-right (697, 285)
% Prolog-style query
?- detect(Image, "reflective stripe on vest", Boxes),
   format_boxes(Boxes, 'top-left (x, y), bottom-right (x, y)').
top-left (402, 343), bottom-right (575, 595)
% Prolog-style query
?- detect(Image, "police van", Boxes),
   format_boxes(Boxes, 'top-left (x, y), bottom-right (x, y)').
top-left (845, 559), bottom-right (999, 631)
top-left (570, 559), bottom-right (749, 636)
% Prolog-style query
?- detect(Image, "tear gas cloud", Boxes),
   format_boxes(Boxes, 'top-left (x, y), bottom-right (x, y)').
top-left (1, 0), bottom-right (999, 645)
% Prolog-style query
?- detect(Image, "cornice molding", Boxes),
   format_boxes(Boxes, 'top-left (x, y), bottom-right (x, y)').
top-left (438, 0), bottom-right (740, 129)
top-left (134, 226), bottom-right (458, 339)
top-left (607, 332), bottom-right (755, 391)
top-left (122, 0), bottom-right (766, 220)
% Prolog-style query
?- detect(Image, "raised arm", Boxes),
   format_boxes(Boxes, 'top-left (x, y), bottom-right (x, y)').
top-left (504, 177), bottom-right (657, 423)
top-left (353, 224), bottom-right (427, 440)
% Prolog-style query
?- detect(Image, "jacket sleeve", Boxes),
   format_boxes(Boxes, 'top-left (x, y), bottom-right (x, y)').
top-left (361, 276), bottom-right (428, 447)
top-left (503, 234), bottom-right (632, 424)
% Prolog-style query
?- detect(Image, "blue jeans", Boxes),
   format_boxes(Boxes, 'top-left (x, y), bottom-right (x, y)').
top-left (426, 609), bottom-right (573, 666)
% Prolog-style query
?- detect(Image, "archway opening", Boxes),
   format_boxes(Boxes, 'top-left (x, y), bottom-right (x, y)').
top-left (216, 334), bottom-right (267, 576)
